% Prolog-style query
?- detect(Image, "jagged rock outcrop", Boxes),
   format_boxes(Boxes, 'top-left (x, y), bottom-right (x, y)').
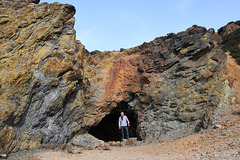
top-left (0, 0), bottom-right (233, 153)
top-left (0, 0), bottom-right (87, 153)
top-left (85, 27), bottom-right (232, 141)
top-left (218, 21), bottom-right (240, 37)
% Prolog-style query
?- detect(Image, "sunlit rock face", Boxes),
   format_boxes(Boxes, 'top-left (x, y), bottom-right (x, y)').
top-left (0, 0), bottom-right (87, 152)
top-left (85, 26), bottom-right (231, 142)
top-left (0, 0), bottom-right (232, 153)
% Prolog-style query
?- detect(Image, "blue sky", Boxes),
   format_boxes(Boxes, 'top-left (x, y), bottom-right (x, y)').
top-left (41, 0), bottom-right (240, 52)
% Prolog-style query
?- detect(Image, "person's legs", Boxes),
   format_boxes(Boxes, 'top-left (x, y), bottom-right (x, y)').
top-left (121, 126), bottom-right (124, 139)
top-left (124, 126), bottom-right (129, 139)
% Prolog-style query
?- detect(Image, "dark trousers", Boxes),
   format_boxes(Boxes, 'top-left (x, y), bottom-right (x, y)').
top-left (121, 126), bottom-right (129, 139)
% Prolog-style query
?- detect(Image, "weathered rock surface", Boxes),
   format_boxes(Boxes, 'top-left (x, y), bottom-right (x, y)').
top-left (71, 134), bottom-right (104, 148)
top-left (85, 26), bottom-right (232, 142)
top-left (0, 0), bottom-right (87, 153)
top-left (218, 21), bottom-right (240, 36)
top-left (0, 0), bottom-right (233, 154)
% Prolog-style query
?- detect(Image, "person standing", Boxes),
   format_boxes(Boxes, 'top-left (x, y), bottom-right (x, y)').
top-left (118, 112), bottom-right (130, 140)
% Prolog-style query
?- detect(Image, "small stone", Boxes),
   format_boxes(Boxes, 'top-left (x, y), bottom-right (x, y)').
top-left (96, 146), bottom-right (103, 150)
top-left (0, 153), bottom-right (7, 159)
top-left (125, 138), bottom-right (137, 145)
top-left (104, 142), bottom-right (110, 146)
top-left (55, 143), bottom-right (68, 151)
top-left (44, 144), bottom-right (55, 150)
top-left (102, 146), bottom-right (111, 151)
top-left (108, 141), bottom-right (121, 147)
top-left (213, 125), bottom-right (222, 129)
top-left (82, 146), bottom-right (94, 150)
top-left (194, 126), bottom-right (201, 132)
top-left (67, 146), bottom-right (82, 154)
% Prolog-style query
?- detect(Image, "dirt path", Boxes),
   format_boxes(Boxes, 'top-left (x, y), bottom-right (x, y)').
top-left (226, 52), bottom-right (240, 104)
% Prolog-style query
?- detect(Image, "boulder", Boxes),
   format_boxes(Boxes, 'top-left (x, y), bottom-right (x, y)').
top-left (71, 134), bottom-right (104, 148)
top-left (67, 146), bottom-right (82, 154)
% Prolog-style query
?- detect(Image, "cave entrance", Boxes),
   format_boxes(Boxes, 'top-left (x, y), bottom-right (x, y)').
top-left (89, 101), bottom-right (139, 141)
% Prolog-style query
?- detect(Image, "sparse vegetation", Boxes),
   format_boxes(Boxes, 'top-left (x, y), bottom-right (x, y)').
top-left (235, 20), bottom-right (240, 26)
top-left (166, 32), bottom-right (176, 39)
top-left (222, 27), bottom-right (240, 64)
top-left (154, 32), bottom-right (176, 41)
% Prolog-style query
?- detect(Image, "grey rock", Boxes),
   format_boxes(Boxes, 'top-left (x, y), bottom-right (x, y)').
top-left (71, 134), bottom-right (104, 148)
top-left (0, 0), bottom-right (234, 154)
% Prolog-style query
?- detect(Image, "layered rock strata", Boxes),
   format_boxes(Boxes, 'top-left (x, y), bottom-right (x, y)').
top-left (0, 0), bottom-right (233, 153)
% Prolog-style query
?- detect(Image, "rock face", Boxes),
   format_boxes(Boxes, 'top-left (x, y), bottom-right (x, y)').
top-left (0, 0), bottom-right (87, 153)
top-left (218, 21), bottom-right (240, 37)
top-left (0, 0), bottom-right (233, 153)
top-left (85, 27), bottom-right (232, 142)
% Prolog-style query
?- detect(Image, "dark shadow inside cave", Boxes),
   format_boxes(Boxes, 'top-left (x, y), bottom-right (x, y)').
top-left (89, 101), bottom-right (139, 141)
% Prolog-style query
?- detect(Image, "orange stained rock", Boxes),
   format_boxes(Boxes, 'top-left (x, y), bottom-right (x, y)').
top-left (104, 54), bottom-right (141, 101)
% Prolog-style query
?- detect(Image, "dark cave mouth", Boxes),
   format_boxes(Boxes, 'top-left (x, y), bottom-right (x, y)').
top-left (89, 101), bottom-right (140, 142)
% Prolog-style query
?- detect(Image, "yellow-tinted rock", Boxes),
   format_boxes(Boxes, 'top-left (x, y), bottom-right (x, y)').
top-left (0, 0), bottom-right (84, 153)
top-left (0, 0), bottom-right (233, 154)
top-left (42, 58), bottom-right (74, 77)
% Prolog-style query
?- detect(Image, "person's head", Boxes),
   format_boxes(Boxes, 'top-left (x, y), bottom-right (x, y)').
top-left (120, 112), bottom-right (124, 117)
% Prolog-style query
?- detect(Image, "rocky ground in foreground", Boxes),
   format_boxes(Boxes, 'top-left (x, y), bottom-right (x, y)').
top-left (6, 104), bottom-right (240, 160)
